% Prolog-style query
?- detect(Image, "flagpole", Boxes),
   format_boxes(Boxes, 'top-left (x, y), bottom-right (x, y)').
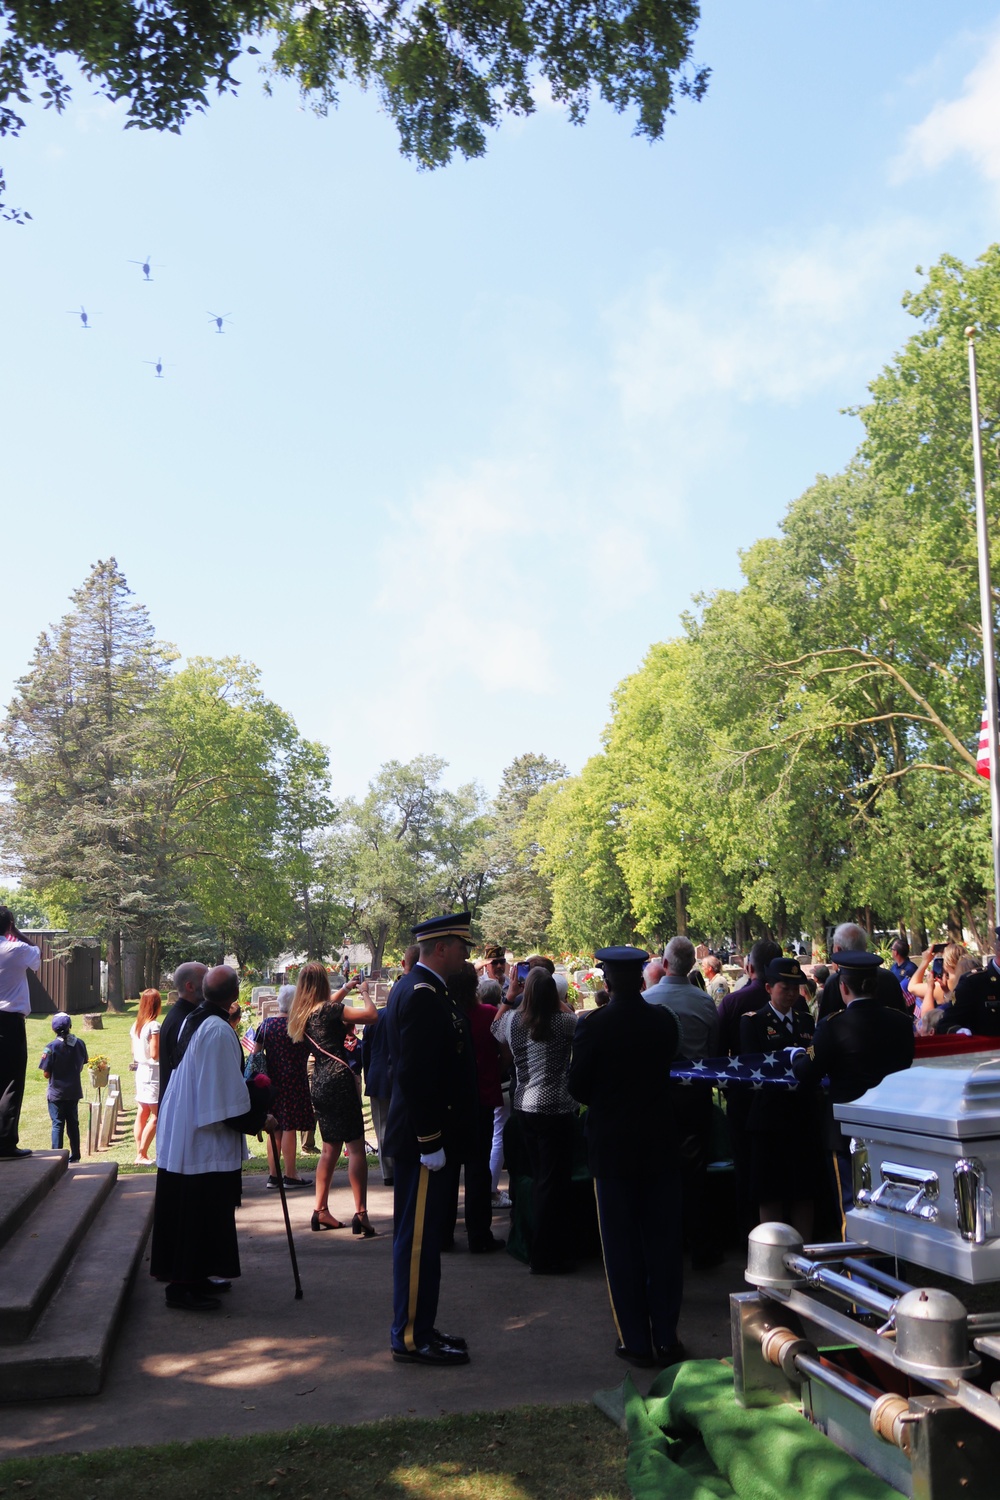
top-left (967, 326), bottom-right (1000, 929)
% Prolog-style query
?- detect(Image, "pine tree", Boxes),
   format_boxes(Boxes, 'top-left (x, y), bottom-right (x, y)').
top-left (0, 559), bottom-right (173, 1009)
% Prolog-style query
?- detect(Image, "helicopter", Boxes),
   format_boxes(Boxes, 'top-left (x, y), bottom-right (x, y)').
top-left (129, 255), bottom-right (159, 281)
top-left (67, 306), bottom-right (94, 329)
top-left (143, 357), bottom-right (166, 379)
top-left (207, 311), bottom-right (233, 333)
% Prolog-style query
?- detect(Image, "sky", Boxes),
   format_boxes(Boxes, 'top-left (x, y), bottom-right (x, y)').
top-left (4, 1), bottom-right (1000, 801)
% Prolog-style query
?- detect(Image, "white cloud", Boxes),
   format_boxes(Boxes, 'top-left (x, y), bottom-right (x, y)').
top-left (373, 458), bottom-right (558, 709)
top-left (607, 220), bottom-right (927, 423)
top-left (897, 28), bottom-right (1000, 185)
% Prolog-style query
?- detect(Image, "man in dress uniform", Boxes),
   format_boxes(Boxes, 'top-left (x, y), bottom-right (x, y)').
top-left (941, 928), bottom-right (1000, 1036)
top-left (383, 912), bottom-right (478, 1366)
top-left (739, 956), bottom-right (822, 1238)
top-left (568, 946), bottom-right (685, 1369)
top-left (791, 948), bottom-right (914, 1229)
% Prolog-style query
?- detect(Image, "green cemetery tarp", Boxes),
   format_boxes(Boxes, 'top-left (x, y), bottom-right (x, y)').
top-left (624, 1360), bottom-right (900, 1500)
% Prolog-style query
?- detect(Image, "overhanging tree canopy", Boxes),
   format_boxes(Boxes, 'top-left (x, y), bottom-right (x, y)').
top-left (0, 0), bottom-right (708, 214)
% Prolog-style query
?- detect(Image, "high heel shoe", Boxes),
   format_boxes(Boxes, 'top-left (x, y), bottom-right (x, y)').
top-left (311, 1210), bottom-right (343, 1231)
top-left (352, 1211), bottom-right (377, 1238)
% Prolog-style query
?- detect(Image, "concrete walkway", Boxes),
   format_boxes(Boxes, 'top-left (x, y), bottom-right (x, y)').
top-left (0, 1170), bottom-right (737, 1458)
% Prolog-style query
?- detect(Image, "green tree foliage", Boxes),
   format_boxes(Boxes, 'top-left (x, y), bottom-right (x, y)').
top-left (0, 559), bottom-right (174, 1007)
top-left (527, 247), bottom-right (1000, 954)
top-left (478, 752), bottom-right (567, 950)
top-left (0, 562), bottom-right (337, 995)
top-left (330, 754), bottom-right (491, 970)
top-left (0, 0), bottom-right (708, 210)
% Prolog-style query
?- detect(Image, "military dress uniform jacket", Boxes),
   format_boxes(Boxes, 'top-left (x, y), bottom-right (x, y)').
top-left (739, 1004), bottom-right (817, 1134)
top-left (791, 996), bottom-right (914, 1105)
top-left (567, 994), bottom-right (680, 1180)
top-left (382, 963), bottom-right (478, 1166)
top-left (942, 963), bottom-right (1000, 1036)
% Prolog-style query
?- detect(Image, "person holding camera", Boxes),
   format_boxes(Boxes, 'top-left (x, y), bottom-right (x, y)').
top-left (909, 942), bottom-right (964, 1027)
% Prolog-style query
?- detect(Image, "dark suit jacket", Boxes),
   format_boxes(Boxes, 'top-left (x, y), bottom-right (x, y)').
top-left (382, 963), bottom-right (477, 1164)
top-left (362, 1010), bottom-right (392, 1098)
top-left (568, 993), bottom-right (680, 1179)
top-left (942, 963), bottom-right (1000, 1035)
top-left (158, 997), bottom-right (198, 1102)
top-left (818, 967), bottom-right (907, 1019)
top-left (792, 996), bottom-right (914, 1104)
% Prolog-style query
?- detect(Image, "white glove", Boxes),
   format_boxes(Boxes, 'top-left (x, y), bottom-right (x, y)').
top-left (420, 1148), bottom-right (447, 1172)
top-left (955, 1028), bottom-right (972, 1036)
top-left (787, 1047), bottom-right (807, 1064)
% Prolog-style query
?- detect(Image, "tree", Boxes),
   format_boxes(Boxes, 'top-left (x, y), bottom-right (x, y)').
top-left (0, 0), bottom-right (709, 210)
top-left (478, 752), bottom-right (567, 949)
top-left (0, 558), bottom-right (173, 1008)
top-left (148, 655), bottom-right (334, 976)
top-left (520, 247), bottom-right (1000, 951)
top-left (332, 755), bottom-right (493, 970)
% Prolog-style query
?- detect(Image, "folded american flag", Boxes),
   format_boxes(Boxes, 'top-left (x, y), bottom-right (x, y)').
top-left (670, 1052), bottom-right (808, 1088)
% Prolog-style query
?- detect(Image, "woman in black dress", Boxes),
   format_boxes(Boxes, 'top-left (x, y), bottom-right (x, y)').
top-left (287, 963), bottom-right (378, 1234)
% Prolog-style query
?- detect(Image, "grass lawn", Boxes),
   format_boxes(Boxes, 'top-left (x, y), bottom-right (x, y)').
top-left (0, 1405), bottom-right (627, 1500)
top-left (20, 1009), bottom-right (378, 1177)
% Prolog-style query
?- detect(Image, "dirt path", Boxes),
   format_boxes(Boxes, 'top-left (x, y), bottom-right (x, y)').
top-left (0, 1172), bottom-right (737, 1457)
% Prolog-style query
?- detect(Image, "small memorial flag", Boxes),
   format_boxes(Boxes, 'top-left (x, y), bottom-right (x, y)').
top-left (979, 706), bottom-right (991, 780)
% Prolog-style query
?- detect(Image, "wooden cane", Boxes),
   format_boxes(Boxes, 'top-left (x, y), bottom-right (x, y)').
top-left (270, 1129), bottom-right (304, 1299)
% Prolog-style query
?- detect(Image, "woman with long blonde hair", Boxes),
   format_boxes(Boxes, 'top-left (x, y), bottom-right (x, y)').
top-left (289, 962), bottom-right (378, 1233)
top-left (130, 987), bottom-right (162, 1163)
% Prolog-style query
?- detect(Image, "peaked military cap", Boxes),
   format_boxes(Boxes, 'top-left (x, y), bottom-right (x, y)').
top-left (765, 956), bottom-right (806, 984)
top-left (595, 945), bottom-right (650, 965)
top-left (830, 948), bottom-right (884, 970)
top-left (412, 911), bottom-right (473, 945)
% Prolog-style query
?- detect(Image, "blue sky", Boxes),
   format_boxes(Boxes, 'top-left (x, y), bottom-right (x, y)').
top-left (4, 1), bottom-right (1000, 800)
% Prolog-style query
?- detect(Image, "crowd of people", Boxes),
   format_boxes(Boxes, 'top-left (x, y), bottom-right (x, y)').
top-left (4, 899), bottom-right (1000, 1371)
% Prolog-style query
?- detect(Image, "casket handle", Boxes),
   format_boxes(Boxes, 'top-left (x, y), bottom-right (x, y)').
top-left (859, 1161), bottom-right (939, 1222)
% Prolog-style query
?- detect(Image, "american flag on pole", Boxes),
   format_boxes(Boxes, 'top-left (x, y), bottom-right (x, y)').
top-left (978, 706), bottom-right (991, 779)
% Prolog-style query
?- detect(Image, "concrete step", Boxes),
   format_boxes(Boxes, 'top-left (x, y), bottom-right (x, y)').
top-left (0, 1162), bottom-right (118, 1343)
top-left (0, 1151), bottom-right (67, 1252)
top-left (0, 1176), bottom-right (155, 1401)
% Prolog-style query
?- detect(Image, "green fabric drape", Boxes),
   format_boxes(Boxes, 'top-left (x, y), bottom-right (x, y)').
top-left (624, 1360), bottom-right (900, 1500)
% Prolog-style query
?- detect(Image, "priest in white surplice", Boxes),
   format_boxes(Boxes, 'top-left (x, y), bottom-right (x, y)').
top-left (151, 965), bottom-right (275, 1311)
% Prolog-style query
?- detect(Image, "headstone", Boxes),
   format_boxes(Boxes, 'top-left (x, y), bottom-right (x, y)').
top-left (252, 986), bottom-right (277, 1011)
top-left (80, 1013), bottom-right (104, 1031)
top-left (260, 998), bottom-right (280, 1019)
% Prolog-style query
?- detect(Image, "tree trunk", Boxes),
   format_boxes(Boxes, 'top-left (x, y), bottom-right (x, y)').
top-left (961, 898), bottom-right (988, 956)
top-left (674, 887), bottom-right (687, 936)
top-left (106, 930), bottom-right (124, 1012)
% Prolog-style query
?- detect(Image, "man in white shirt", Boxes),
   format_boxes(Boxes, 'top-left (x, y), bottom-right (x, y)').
top-left (0, 906), bottom-right (41, 1160)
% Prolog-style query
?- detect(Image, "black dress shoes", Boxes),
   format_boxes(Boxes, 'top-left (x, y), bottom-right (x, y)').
top-left (615, 1343), bottom-right (655, 1368)
top-left (654, 1341), bottom-right (688, 1366)
top-left (432, 1328), bottom-right (468, 1350)
top-left (0, 1146), bottom-right (32, 1160)
top-left (469, 1236), bottom-right (505, 1254)
top-left (392, 1336), bottom-right (470, 1366)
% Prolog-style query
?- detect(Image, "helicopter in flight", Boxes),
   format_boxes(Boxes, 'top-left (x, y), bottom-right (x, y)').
top-left (67, 306), bottom-right (94, 329)
top-left (129, 255), bottom-right (160, 281)
top-left (143, 357), bottom-right (166, 379)
top-left (207, 311), bottom-right (233, 333)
